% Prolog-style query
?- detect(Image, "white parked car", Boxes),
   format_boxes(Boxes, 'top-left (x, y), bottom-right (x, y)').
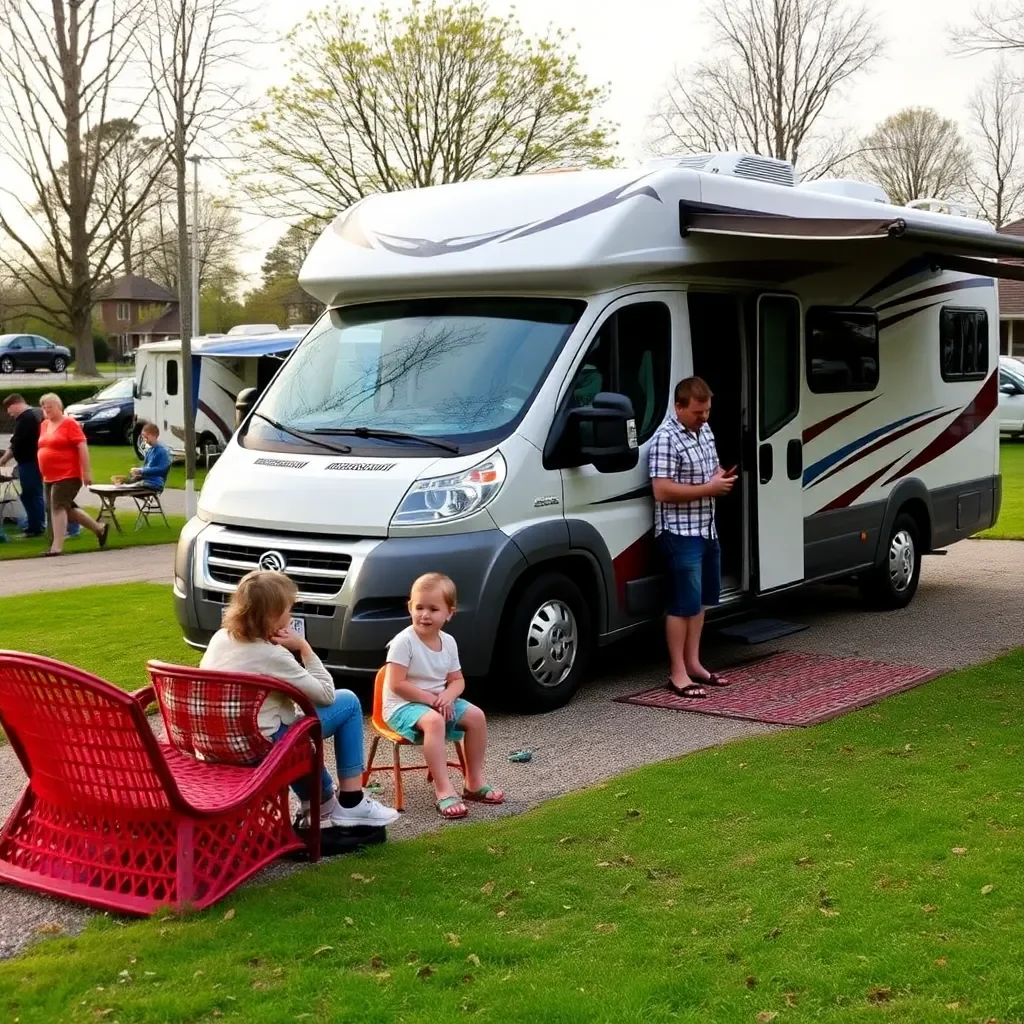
top-left (999, 355), bottom-right (1024, 438)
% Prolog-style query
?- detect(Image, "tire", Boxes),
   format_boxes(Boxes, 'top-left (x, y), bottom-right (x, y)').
top-left (133, 423), bottom-right (148, 459)
top-left (496, 572), bottom-right (593, 713)
top-left (859, 512), bottom-right (922, 610)
top-left (122, 418), bottom-right (134, 446)
top-left (0, 356), bottom-right (13, 374)
top-left (52, 356), bottom-right (67, 372)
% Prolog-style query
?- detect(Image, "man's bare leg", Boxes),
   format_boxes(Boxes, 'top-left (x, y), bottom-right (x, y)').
top-left (666, 614), bottom-right (692, 689)
top-left (684, 609), bottom-right (708, 681)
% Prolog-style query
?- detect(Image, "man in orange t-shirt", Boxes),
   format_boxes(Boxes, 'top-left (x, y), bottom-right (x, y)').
top-left (37, 392), bottom-right (109, 556)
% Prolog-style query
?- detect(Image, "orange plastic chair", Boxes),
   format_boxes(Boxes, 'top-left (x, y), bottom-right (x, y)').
top-left (363, 667), bottom-right (466, 811)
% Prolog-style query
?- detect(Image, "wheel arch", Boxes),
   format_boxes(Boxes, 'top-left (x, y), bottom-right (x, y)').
top-left (873, 479), bottom-right (933, 567)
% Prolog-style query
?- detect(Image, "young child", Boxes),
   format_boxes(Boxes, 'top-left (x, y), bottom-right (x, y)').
top-left (201, 570), bottom-right (399, 829)
top-left (128, 422), bottom-right (172, 490)
top-left (384, 572), bottom-right (505, 819)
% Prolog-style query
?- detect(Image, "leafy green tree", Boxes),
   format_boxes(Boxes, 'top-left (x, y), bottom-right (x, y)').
top-left (237, 0), bottom-right (615, 219)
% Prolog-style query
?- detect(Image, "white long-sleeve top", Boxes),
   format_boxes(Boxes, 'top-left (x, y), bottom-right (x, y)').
top-left (200, 628), bottom-right (335, 738)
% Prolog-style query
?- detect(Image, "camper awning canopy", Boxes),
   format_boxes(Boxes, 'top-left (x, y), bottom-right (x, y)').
top-left (678, 204), bottom-right (1024, 282)
top-left (197, 332), bottom-right (305, 357)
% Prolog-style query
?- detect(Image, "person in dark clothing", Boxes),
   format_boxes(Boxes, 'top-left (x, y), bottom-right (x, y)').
top-left (0, 394), bottom-right (46, 538)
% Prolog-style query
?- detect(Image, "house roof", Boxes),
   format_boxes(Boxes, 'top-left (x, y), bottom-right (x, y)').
top-left (135, 306), bottom-right (180, 337)
top-left (998, 220), bottom-right (1024, 316)
top-left (99, 275), bottom-right (178, 304)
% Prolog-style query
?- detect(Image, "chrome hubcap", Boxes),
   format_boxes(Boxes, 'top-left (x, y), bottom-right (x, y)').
top-left (888, 529), bottom-right (915, 592)
top-left (526, 599), bottom-right (577, 688)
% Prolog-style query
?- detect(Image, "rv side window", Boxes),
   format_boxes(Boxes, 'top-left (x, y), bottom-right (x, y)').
top-left (806, 307), bottom-right (879, 394)
top-left (569, 302), bottom-right (671, 445)
top-left (166, 358), bottom-right (179, 396)
top-left (940, 308), bottom-right (988, 382)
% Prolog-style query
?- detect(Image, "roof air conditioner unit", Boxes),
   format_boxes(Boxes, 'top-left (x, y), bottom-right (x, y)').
top-left (647, 151), bottom-right (796, 187)
top-left (799, 179), bottom-right (890, 204)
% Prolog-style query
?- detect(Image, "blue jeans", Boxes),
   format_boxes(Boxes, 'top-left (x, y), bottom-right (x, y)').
top-left (660, 533), bottom-right (722, 618)
top-left (16, 462), bottom-right (45, 536)
top-left (271, 689), bottom-right (364, 801)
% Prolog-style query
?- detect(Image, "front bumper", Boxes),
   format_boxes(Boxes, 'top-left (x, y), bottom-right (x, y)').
top-left (175, 521), bottom-right (527, 678)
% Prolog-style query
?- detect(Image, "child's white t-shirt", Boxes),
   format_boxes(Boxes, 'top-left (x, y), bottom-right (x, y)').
top-left (383, 626), bottom-right (461, 719)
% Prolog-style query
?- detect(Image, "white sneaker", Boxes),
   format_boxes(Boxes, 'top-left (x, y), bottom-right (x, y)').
top-left (328, 795), bottom-right (400, 828)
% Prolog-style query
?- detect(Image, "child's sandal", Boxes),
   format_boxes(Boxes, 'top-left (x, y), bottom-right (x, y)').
top-left (463, 785), bottom-right (505, 805)
top-left (436, 796), bottom-right (468, 819)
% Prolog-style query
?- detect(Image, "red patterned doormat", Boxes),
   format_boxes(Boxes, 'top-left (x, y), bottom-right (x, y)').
top-left (613, 651), bottom-right (939, 727)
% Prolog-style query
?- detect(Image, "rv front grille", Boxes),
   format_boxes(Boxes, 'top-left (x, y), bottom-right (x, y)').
top-left (205, 540), bottom-right (351, 598)
top-left (201, 590), bottom-right (337, 618)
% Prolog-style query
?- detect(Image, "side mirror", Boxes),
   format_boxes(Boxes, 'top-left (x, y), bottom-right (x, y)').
top-left (1000, 382), bottom-right (1019, 396)
top-left (545, 392), bottom-right (639, 473)
top-left (235, 387), bottom-right (258, 430)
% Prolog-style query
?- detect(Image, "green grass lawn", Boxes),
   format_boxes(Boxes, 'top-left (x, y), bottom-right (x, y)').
top-left (0, 508), bottom-right (184, 560)
top-left (0, 583), bottom-right (198, 689)
top-left (982, 441), bottom-right (1024, 539)
top-left (1, 581), bottom-right (1023, 1022)
top-left (88, 443), bottom-right (209, 491)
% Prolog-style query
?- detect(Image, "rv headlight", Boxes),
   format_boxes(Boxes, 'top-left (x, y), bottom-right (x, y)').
top-left (391, 453), bottom-right (506, 526)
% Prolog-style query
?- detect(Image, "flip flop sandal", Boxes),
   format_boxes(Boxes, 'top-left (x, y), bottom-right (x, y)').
top-left (40, 550), bottom-right (63, 558)
top-left (668, 682), bottom-right (708, 699)
top-left (463, 785), bottom-right (505, 805)
top-left (702, 673), bottom-right (730, 687)
top-left (437, 796), bottom-right (468, 819)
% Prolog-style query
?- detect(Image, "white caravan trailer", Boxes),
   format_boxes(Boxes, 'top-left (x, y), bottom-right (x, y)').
top-left (132, 330), bottom-right (303, 457)
top-left (173, 154), bottom-right (1017, 711)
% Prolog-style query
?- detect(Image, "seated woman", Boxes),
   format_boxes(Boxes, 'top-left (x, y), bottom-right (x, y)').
top-left (200, 569), bottom-right (399, 829)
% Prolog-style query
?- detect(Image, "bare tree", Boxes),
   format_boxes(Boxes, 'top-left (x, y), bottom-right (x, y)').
top-left (955, 2), bottom-right (1024, 53)
top-left (965, 61), bottom-right (1024, 227)
top-left (854, 108), bottom-right (972, 207)
top-left (236, 0), bottom-right (615, 220)
top-left (148, 0), bottom-right (252, 508)
top-left (649, 0), bottom-right (883, 177)
top-left (138, 193), bottom-right (242, 294)
top-left (0, 0), bottom-right (159, 376)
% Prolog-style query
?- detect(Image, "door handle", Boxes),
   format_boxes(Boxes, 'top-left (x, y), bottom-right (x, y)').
top-left (787, 439), bottom-right (803, 481)
top-left (758, 442), bottom-right (773, 484)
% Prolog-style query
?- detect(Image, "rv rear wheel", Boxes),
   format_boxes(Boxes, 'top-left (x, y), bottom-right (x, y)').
top-left (498, 573), bottom-right (593, 713)
top-left (860, 512), bottom-right (921, 610)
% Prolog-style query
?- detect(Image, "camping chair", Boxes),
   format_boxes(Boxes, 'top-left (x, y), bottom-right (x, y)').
top-left (363, 667), bottom-right (466, 811)
top-left (0, 652), bottom-right (322, 915)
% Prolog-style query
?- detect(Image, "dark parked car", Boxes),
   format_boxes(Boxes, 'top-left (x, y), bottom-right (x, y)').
top-left (0, 333), bottom-right (71, 373)
top-left (65, 377), bottom-right (135, 445)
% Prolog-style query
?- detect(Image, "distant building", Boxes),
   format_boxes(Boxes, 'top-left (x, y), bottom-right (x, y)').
top-left (95, 275), bottom-right (179, 357)
top-left (997, 219), bottom-right (1024, 359)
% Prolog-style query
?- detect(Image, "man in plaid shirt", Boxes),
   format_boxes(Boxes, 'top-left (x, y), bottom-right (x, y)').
top-left (648, 376), bottom-right (736, 699)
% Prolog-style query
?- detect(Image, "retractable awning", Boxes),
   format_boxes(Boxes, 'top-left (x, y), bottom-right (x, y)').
top-left (678, 204), bottom-right (1024, 282)
top-left (197, 332), bottom-right (305, 357)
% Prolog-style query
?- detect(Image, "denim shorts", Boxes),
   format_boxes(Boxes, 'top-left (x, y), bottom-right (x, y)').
top-left (659, 533), bottom-right (721, 618)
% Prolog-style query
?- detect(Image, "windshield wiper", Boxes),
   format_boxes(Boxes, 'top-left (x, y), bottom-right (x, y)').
top-left (252, 412), bottom-right (352, 455)
top-left (311, 426), bottom-right (460, 454)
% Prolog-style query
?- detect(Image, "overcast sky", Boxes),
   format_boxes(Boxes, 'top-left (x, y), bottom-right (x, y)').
top-left (1, 0), bottom-right (1012, 293)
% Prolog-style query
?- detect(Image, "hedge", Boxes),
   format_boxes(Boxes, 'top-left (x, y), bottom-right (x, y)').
top-left (0, 383), bottom-right (103, 432)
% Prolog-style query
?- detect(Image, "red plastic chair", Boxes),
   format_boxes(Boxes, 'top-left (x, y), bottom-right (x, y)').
top-left (0, 652), bottom-right (323, 916)
top-left (363, 667), bottom-right (466, 811)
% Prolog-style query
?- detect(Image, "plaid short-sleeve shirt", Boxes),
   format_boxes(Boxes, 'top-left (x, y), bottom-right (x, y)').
top-left (648, 416), bottom-right (719, 539)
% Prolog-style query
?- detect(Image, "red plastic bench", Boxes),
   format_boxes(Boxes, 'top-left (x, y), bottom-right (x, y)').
top-left (0, 652), bottom-right (323, 915)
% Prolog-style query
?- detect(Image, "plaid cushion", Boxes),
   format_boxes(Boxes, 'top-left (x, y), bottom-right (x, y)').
top-left (155, 676), bottom-right (273, 765)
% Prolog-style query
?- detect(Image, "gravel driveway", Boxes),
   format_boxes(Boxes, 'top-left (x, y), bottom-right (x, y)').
top-left (2, 539), bottom-right (1023, 959)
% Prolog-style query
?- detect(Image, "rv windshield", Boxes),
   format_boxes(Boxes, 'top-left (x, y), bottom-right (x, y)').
top-left (249, 298), bottom-right (585, 453)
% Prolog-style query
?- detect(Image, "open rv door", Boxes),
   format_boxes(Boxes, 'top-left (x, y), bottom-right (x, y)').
top-left (754, 294), bottom-right (804, 592)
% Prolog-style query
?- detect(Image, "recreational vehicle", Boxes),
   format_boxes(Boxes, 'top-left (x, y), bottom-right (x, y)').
top-left (173, 154), bottom-right (1016, 711)
top-left (132, 330), bottom-right (304, 457)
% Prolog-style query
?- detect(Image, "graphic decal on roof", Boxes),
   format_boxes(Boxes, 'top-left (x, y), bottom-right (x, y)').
top-left (332, 176), bottom-right (664, 258)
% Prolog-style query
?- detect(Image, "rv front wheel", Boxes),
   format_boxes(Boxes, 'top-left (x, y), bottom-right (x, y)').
top-left (860, 513), bottom-right (921, 610)
top-left (132, 424), bottom-right (148, 459)
top-left (498, 573), bottom-right (593, 713)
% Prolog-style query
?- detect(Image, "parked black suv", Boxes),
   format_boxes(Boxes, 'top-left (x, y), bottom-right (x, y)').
top-left (66, 377), bottom-right (135, 445)
top-left (0, 333), bottom-right (71, 373)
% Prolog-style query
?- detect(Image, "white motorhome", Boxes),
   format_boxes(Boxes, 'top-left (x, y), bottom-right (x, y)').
top-left (173, 154), bottom-right (1016, 711)
top-left (132, 330), bottom-right (304, 456)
